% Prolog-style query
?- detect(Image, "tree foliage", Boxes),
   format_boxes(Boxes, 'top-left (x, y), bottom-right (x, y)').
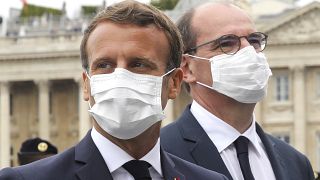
top-left (20, 4), bottom-right (62, 17)
top-left (81, 6), bottom-right (99, 16)
top-left (151, 0), bottom-right (179, 10)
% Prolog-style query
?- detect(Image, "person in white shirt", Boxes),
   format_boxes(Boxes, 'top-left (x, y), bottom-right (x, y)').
top-left (161, 2), bottom-right (315, 180)
top-left (0, 1), bottom-right (228, 180)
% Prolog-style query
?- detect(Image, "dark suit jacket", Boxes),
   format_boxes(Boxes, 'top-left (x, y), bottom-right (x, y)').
top-left (160, 105), bottom-right (315, 180)
top-left (0, 130), bottom-right (228, 180)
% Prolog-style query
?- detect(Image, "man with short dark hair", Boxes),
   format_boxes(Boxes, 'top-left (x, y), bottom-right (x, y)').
top-left (161, 2), bottom-right (314, 180)
top-left (0, 1), bottom-right (227, 180)
top-left (18, 137), bottom-right (58, 165)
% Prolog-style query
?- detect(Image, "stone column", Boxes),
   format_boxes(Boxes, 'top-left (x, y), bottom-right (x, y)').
top-left (291, 65), bottom-right (306, 153)
top-left (36, 80), bottom-right (50, 140)
top-left (162, 100), bottom-right (174, 127)
top-left (0, 81), bottom-right (10, 167)
top-left (76, 78), bottom-right (90, 140)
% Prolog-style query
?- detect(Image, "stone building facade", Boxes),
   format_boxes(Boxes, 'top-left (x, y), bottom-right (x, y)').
top-left (1, 0), bottom-right (320, 172)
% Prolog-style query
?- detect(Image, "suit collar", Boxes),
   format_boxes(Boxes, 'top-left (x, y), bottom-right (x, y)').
top-left (160, 148), bottom-right (185, 180)
top-left (75, 130), bottom-right (187, 180)
top-left (75, 130), bottom-right (113, 180)
top-left (179, 105), bottom-right (289, 180)
top-left (255, 124), bottom-right (287, 180)
top-left (178, 105), bottom-right (233, 180)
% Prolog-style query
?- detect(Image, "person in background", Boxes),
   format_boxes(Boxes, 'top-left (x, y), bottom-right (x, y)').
top-left (161, 2), bottom-right (314, 180)
top-left (0, 1), bottom-right (228, 180)
top-left (18, 137), bottom-right (58, 165)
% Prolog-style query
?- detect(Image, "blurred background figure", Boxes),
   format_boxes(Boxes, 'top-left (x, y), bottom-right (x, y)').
top-left (316, 171), bottom-right (320, 180)
top-left (18, 137), bottom-right (58, 165)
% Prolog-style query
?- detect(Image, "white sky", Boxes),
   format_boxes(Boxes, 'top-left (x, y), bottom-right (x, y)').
top-left (0, 0), bottom-right (316, 19)
top-left (0, 0), bottom-right (151, 18)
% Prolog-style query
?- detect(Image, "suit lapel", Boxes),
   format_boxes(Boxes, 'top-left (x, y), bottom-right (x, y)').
top-left (75, 131), bottom-right (113, 180)
top-left (256, 124), bottom-right (287, 180)
top-left (178, 106), bottom-right (233, 180)
top-left (161, 148), bottom-right (185, 180)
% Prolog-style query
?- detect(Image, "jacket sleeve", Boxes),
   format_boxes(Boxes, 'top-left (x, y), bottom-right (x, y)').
top-left (0, 167), bottom-right (24, 180)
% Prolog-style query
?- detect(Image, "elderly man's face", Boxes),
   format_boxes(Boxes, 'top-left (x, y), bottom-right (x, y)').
top-left (183, 4), bottom-right (256, 90)
top-left (82, 21), bottom-right (178, 109)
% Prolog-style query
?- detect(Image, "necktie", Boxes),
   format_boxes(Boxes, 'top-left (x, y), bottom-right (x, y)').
top-left (123, 160), bottom-right (152, 180)
top-left (234, 136), bottom-right (255, 180)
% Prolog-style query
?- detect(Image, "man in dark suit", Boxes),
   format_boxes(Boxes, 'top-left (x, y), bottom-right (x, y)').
top-left (161, 2), bottom-right (315, 180)
top-left (0, 1), bottom-right (227, 180)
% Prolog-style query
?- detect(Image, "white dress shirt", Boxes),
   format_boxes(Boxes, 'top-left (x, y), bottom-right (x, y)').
top-left (191, 101), bottom-right (276, 180)
top-left (91, 127), bottom-right (164, 180)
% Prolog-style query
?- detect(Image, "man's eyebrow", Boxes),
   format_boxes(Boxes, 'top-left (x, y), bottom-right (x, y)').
top-left (131, 57), bottom-right (159, 68)
top-left (90, 57), bottom-right (114, 67)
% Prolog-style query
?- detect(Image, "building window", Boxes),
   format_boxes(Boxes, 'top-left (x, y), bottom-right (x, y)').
top-left (10, 93), bottom-right (13, 115)
top-left (316, 73), bottom-right (320, 98)
top-left (273, 133), bottom-right (290, 144)
top-left (275, 75), bottom-right (289, 101)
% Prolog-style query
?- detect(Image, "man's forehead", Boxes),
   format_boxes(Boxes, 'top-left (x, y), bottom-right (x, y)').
top-left (191, 3), bottom-right (255, 38)
top-left (192, 3), bottom-right (252, 25)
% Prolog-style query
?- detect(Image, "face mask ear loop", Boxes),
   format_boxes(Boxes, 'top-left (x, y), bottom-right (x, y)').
top-left (84, 71), bottom-right (93, 109)
top-left (184, 54), bottom-right (211, 61)
top-left (161, 68), bottom-right (176, 78)
top-left (85, 71), bottom-right (91, 80)
top-left (196, 81), bottom-right (215, 90)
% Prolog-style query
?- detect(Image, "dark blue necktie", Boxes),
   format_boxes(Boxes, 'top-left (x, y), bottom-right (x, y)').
top-left (123, 160), bottom-right (152, 180)
top-left (234, 136), bottom-right (255, 180)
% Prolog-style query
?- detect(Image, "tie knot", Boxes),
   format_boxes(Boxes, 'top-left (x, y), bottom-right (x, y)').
top-left (234, 136), bottom-right (249, 155)
top-left (123, 160), bottom-right (151, 180)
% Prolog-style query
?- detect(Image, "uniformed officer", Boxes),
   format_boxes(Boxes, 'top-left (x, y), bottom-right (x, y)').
top-left (18, 137), bottom-right (58, 165)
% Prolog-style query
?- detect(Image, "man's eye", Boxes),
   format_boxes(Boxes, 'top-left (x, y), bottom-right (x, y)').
top-left (133, 62), bottom-right (148, 68)
top-left (97, 63), bottom-right (112, 69)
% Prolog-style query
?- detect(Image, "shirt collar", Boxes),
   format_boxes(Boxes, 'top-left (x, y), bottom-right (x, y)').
top-left (91, 127), bottom-right (163, 176)
top-left (190, 101), bottom-right (262, 156)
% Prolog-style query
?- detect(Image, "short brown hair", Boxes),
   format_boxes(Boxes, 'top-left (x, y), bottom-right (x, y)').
top-left (176, 8), bottom-right (197, 54)
top-left (80, 0), bottom-right (183, 72)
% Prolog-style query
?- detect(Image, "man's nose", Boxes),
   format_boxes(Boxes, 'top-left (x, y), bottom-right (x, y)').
top-left (239, 37), bottom-right (251, 49)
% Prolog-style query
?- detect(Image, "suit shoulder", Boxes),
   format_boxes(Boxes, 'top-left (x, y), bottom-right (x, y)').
top-left (161, 119), bottom-right (180, 135)
top-left (167, 153), bottom-right (228, 180)
top-left (161, 105), bottom-right (193, 137)
top-left (0, 167), bottom-right (23, 180)
top-left (267, 133), bottom-right (306, 157)
top-left (266, 133), bottom-right (313, 166)
top-left (1, 146), bottom-right (76, 180)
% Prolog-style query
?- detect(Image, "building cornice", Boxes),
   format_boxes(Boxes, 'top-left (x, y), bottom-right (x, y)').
top-left (0, 51), bottom-right (79, 61)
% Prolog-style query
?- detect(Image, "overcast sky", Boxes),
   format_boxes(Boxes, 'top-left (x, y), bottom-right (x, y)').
top-left (0, 0), bottom-right (316, 19)
top-left (0, 0), bottom-right (151, 18)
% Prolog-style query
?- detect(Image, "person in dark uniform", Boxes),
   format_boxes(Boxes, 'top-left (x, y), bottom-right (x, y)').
top-left (18, 137), bottom-right (58, 165)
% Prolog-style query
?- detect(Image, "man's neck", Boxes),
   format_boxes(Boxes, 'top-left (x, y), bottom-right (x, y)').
top-left (192, 87), bottom-right (256, 134)
top-left (93, 121), bottom-right (160, 159)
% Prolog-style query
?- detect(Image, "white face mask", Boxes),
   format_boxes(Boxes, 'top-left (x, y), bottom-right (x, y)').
top-left (186, 46), bottom-right (272, 103)
top-left (86, 68), bottom-right (175, 139)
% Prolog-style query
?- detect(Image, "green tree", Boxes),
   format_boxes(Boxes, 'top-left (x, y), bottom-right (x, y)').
top-left (151, 0), bottom-right (179, 10)
top-left (20, 4), bottom-right (62, 17)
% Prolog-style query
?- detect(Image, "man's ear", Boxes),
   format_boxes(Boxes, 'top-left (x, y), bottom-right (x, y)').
top-left (168, 68), bottom-right (183, 100)
top-left (82, 71), bottom-right (90, 101)
top-left (180, 55), bottom-right (196, 83)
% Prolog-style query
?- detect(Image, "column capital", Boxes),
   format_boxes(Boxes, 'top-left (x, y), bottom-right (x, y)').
top-left (34, 79), bottom-right (51, 87)
top-left (0, 81), bottom-right (11, 88)
top-left (289, 65), bottom-right (305, 73)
